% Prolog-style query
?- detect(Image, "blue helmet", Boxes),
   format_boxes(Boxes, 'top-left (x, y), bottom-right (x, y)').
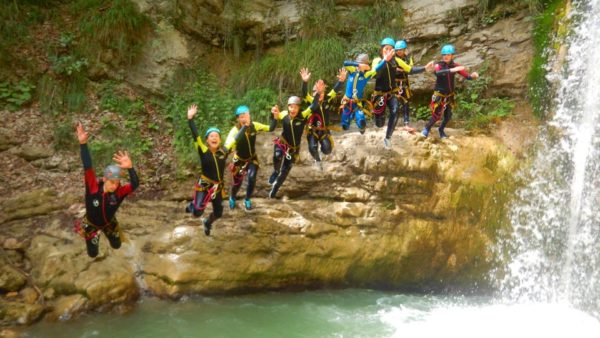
top-left (204, 127), bottom-right (221, 139)
top-left (395, 40), bottom-right (407, 50)
top-left (235, 105), bottom-right (250, 116)
top-left (380, 37), bottom-right (395, 47)
top-left (441, 44), bottom-right (456, 55)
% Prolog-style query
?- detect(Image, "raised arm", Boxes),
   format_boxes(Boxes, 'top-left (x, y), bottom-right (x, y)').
top-left (187, 104), bottom-right (208, 153)
top-left (269, 105), bottom-right (281, 131)
top-left (113, 151), bottom-right (139, 197)
top-left (300, 68), bottom-right (312, 102)
top-left (77, 122), bottom-right (99, 193)
top-left (77, 123), bottom-right (92, 170)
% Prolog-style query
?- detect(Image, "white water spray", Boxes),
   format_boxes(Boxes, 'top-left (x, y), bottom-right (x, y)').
top-left (501, 0), bottom-right (600, 317)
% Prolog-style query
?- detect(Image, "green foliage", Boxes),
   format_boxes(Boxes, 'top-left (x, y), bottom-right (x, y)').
top-left (528, 0), bottom-right (564, 118)
top-left (98, 82), bottom-right (145, 116)
top-left (415, 105), bottom-right (432, 121)
top-left (0, 0), bottom-right (45, 75)
top-left (234, 37), bottom-right (346, 97)
top-left (349, 0), bottom-right (403, 45)
top-left (0, 81), bottom-right (35, 111)
top-left (38, 72), bottom-right (87, 114)
top-left (74, 0), bottom-right (151, 66)
top-left (454, 65), bottom-right (515, 130)
top-left (297, 0), bottom-right (338, 39)
top-left (162, 68), bottom-right (238, 166)
top-left (237, 88), bottom-right (278, 124)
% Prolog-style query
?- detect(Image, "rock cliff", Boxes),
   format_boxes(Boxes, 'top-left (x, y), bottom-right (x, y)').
top-left (1, 127), bottom-right (516, 325)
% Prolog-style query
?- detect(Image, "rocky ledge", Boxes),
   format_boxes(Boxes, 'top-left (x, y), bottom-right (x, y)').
top-left (0, 127), bottom-right (517, 326)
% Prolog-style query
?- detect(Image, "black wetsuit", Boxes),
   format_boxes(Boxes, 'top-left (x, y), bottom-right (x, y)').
top-left (394, 54), bottom-right (426, 125)
top-left (80, 143), bottom-right (139, 257)
top-left (301, 80), bottom-right (343, 162)
top-left (225, 121), bottom-right (273, 202)
top-left (268, 108), bottom-right (311, 198)
top-left (371, 57), bottom-right (399, 139)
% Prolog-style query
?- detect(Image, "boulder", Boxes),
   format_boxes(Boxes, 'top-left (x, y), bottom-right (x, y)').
top-left (0, 189), bottom-right (75, 223)
top-left (0, 263), bottom-right (26, 292)
top-left (9, 145), bottom-right (52, 162)
top-left (0, 299), bottom-right (44, 326)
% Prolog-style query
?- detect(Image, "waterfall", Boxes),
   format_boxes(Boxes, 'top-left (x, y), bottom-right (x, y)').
top-left (501, 0), bottom-right (600, 318)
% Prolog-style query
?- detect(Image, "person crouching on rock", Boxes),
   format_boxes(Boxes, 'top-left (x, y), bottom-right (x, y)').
top-left (421, 44), bottom-right (479, 139)
top-left (185, 104), bottom-right (247, 235)
top-left (225, 105), bottom-right (274, 211)
top-left (268, 96), bottom-right (311, 199)
top-left (76, 122), bottom-right (139, 258)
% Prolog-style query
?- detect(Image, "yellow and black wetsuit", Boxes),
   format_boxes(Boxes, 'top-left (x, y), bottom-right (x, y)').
top-left (186, 119), bottom-right (246, 230)
top-left (394, 54), bottom-right (426, 125)
top-left (371, 56), bottom-right (399, 140)
top-left (301, 80), bottom-right (343, 162)
top-left (224, 121), bottom-right (273, 203)
top-left (268, 108), bottom-right (311, 198)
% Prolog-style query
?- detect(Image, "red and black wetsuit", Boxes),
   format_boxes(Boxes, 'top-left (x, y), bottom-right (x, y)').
top-left (424, 60), bottom-right (473, 132)
top-left (80, 143), bottom-right (138, 257)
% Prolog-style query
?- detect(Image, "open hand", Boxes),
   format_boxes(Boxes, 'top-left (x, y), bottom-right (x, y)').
top-left (300, 68), bottom-right (311, 82)
top-left (187, 104), bottom-right (198, 120)
top-left (76, 122), bottom-right (89, 144)
top-left (425, 61), bottom-right (435, 73)
top-left (337, 68), bottom-right (347, 82)
top-left (271, 105), bottom-right (280, 118)
top-left (113, 150), bottom-right (133, 169)
top-left (383, 48), bottom-right (395, 61)
top-left (315, 79), bottom-right (326, 94)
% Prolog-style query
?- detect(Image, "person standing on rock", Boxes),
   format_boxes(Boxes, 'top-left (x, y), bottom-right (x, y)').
top-left (225, 105), bottom-right (274, 211)
top-left (393, 40), bottom-right (434, 132)
top-left (371, 37), bottom-right (401, 149)
top-left (75, 122), bottom-right (139, 258)
top-left (185, 104), bottom-right (247, 235)
top-left (268, 96), bottom-right (312, 198)
top-left (340, 53), bottom-right (379, 134)
top-left (299, 67), bottom-right (347, 170)
top-left (421, 44), bottom-right (479, 139)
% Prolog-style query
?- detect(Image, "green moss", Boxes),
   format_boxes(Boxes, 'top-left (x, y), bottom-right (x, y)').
top-left (528, 0), bottom-right (567, 118)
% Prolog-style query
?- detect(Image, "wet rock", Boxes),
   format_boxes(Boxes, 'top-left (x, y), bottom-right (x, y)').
top-left (0, 189), bottom-right (76, 223)
top-left (0, 299), bottom-right (44, 326)
top-left (9, 145), bottom-right (52, 161)
top-left (0, 328), bottom-right (19, 338)
top-left (19, 287), bottom-right (39, 305)
top-left (0, 260), bottom-right (26, 292)
top-left (47, 294), bottom-right (88, 321)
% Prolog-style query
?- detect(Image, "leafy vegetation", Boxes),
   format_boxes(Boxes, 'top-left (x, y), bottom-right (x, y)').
top-left (454, 66), bottom-right (515, 130)
top-left (0, 81), bottom-right (35, 111)
top-left (233, 37), bottom-right (347, 98)
top-left (73, 0), bottom-right (151, 66)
